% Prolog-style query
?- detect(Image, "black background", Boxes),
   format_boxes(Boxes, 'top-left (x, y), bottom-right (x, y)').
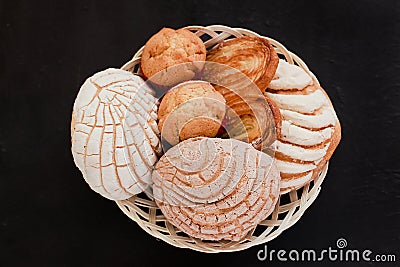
top-left (1, 0), bottom-right (399, 266)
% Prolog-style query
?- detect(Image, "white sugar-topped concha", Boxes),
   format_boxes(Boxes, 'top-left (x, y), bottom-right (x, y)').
top-left (71, 68), bottom-right (161, 200)
top-left (265, 59), bottom-right (340, 193)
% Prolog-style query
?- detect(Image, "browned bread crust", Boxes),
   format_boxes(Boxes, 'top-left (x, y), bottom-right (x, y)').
top-left (158, 81), bottom-right (225, 145)
top-left (205, 36), bottom-right (279, 147)
top-left (140, 28), bottom-right (206, 87)
top-left (264, 95), bottom-right (282, 146)
top-left (206, 36), bottom-right (279, 91)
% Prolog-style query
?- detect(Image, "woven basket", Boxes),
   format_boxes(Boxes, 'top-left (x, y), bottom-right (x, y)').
top-left (116, 25), bottom-right (328, 253)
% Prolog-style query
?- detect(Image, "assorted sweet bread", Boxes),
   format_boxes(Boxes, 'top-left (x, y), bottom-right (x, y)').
top-left (71, 26), bottom-right (341, 241)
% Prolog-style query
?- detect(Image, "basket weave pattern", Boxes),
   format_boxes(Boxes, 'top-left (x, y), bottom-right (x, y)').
top-left (116, 25), bottom-right (328, 253)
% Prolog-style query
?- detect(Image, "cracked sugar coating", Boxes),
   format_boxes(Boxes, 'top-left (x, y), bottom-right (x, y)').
top-left (265, 60), bottom-right (341, 193)
top-left (152, 137), bottom-right (280, 241)
top-left (71, 68), bottom-right (161, 200)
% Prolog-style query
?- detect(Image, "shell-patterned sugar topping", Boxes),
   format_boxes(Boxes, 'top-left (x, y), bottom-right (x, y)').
top-left (152, 137), bottom-right (280, 241)
top-left (265, 60), bottom-right (341, 193)
top-left (71, 68), bottom-right (161, 200)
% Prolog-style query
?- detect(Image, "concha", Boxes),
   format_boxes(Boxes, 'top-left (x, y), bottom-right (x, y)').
top-left (152, 137), bottom-right (280, 241)
top-left (71, 68), bottom-right (161, 200)
top-left (265, 60), bottom-right (341, 193)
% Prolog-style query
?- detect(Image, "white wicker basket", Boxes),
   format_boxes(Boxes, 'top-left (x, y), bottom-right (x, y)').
top-left (116, 25), bottom-right (328, 253)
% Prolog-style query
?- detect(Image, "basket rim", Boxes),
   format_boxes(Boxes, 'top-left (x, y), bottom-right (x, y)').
top-left (116, 163), bottom-right (328, 253)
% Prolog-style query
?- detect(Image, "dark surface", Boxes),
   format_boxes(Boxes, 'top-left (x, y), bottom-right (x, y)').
top-left (1, 0), bottom-right (399, 266)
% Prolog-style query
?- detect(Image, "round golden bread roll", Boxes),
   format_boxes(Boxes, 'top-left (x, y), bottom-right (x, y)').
top-left (152, 137), bottom-right (280, 241)
top-left (140, 28), bottom-right (206, 88)
top-left (158, 80), bottom-right (226, 146)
